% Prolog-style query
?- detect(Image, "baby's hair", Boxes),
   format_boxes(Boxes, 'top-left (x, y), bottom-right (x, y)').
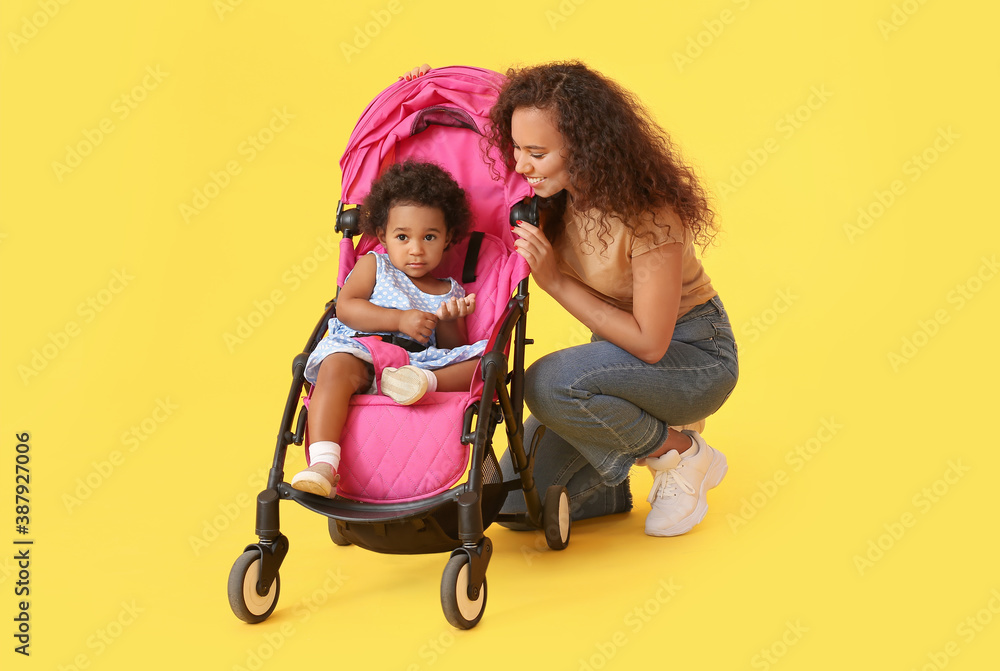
top-left (360, 160), bottom-right (472, 245)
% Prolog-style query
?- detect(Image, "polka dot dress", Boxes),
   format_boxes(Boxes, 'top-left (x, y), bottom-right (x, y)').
top-left (304, 252), bottom-right (487, 385)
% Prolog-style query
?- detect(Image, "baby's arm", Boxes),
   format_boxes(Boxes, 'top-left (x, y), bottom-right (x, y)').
top-left (434, 294), bottom-right (475, 350)
top-left (336, 255), bottom-right (439, 343)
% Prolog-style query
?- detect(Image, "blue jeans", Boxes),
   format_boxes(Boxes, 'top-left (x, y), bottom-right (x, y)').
top-left (500, 296), bottom-right (739, 523)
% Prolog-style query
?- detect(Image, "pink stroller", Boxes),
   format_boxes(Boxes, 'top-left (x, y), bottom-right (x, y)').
top-left (228, 66), bottom-right (572, 629)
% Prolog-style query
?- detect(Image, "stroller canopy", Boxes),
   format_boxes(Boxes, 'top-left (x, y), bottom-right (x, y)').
top-left (339, 66), bottom-right (531, 246)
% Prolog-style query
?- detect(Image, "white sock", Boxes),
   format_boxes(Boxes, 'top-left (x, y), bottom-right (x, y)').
top-left (309, 441), bottom-right (341, 470)
top-left (420, 367), bottom-right (438, 392)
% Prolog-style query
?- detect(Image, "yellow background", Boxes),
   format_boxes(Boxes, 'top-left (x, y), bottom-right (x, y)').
top-left (2, 0), bottom-right (999, 669)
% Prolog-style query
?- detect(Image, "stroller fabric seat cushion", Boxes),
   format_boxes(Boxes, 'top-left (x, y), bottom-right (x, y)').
top-left (335, 392), bottom-right (472, 504)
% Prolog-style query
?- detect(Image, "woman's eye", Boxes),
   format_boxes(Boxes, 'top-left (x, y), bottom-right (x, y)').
top-left (531, 153), bottom-right (545, 159)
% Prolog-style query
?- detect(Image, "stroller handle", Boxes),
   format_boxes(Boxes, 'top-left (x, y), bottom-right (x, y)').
top-left (509, 196), bottom-right (538, 228)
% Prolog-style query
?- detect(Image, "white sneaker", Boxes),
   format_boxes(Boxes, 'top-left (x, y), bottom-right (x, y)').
top-left (670, 418), bottom-right (706, 434)
top-left (380, 365), bottom-right (429, 405)
top-left (644, 431), bottom-right (727, 537)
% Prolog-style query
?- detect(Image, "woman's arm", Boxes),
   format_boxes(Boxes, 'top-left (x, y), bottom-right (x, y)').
top-left (514, 224), bottom-right (680, 363)
top-left (336, 255), bottom-right (440, 344)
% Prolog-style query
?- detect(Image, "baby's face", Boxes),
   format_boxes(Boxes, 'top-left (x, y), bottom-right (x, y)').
top-left (378, 205), bottom-right (450, 281)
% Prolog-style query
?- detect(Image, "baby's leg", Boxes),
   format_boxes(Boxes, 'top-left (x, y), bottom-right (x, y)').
top-left (294, 353), bottom-right (372, 497)
top-left (430, 359), bottom-right (480, 392)
top-left (307, 353), bottom-right (373, 443)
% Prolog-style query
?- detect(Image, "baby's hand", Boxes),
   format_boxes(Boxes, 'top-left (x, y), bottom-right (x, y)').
top-left (398, 309), bottom-right (438, 344)
top-left (436, 294), bottom-right (476, 322)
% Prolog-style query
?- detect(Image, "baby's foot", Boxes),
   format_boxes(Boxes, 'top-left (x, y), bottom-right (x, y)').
top-left (381, 365), bottom-right (429, 405)
top-left (290, 462), bottom-right (340, 498)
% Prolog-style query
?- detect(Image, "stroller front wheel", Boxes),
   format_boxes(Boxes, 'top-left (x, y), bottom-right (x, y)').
top-left (440, 554), bottom-right (487, 629)
top-left (228, 550), bottom-right (280, 623)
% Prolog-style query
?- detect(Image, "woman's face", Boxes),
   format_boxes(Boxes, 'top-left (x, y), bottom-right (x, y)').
top-left (510, 106), bottom-right (573, 199)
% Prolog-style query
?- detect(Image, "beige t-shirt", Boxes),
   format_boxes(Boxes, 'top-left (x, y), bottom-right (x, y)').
top-left (553, 201), bottom-right (716, 320)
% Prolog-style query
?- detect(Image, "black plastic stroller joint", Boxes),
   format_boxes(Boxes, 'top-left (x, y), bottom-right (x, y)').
top-left (255, 488), bottom-right (282, 539)
top-left (335, 201), bottom-right (360, 237)
top-left (461, 404), bottom-right (500, 446)
top-left (450, 536), bottom-right (492, 601)
top-left (509, 196), bottom-right (538, 228)
top-left (456, 491), bottom-right (484, 543)
top-left (479, 350), bottom-right (508, 384)
top-left (242, 532), bottom-right (289, 597)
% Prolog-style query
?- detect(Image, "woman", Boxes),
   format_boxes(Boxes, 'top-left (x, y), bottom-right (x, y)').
top-left (406, 62), bottom-right (738, 536)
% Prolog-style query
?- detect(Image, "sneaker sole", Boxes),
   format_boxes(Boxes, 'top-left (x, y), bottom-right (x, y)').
top-left (381, 366), bottom-right (428, 405)
top-left (645, 448), bottom-right (728, 537)
top-left (290, 471), bottom-right (334, 498)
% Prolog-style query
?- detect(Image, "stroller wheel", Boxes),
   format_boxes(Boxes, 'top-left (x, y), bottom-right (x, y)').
top-left (228, 550), bottom-right (280, 623)
top-left (543, 485), bottom-right (571, 551)
top-left (328, 518), bottom-right (352, 546)
top-left (440, 554), bottom-right (487, 629)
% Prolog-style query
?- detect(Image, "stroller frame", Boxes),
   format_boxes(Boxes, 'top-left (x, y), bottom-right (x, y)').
top-left (228, 192), bottom-right (571, 629)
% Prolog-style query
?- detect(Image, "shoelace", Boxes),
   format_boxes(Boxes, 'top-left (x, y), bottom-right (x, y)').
top-left (647, 465), bottom-right (696, 504)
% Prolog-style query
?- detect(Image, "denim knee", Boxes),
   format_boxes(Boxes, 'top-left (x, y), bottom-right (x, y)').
top-left (523, 352), bottom-right (575, 424)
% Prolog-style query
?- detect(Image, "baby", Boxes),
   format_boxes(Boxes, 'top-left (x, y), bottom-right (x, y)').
top-left (292, 160), bottom-right (486, 497)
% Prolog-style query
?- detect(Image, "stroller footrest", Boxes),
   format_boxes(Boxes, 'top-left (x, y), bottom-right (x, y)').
top-left (279, 483), bottom-right (457, 523)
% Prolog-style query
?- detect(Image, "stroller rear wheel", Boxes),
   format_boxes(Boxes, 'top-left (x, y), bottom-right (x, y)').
top-left (543, 485), bottom-right (571, 551)
top-left (228, 550), bottom-right (280, 623)
top-left (440, 554), bottom-right (487, 629)
top-left (328, 518), bottom-right (352, 546)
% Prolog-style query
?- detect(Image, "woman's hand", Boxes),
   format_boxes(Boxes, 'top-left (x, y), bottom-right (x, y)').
top-left (436, 294), bottom-right (476, 322)
top-left (397, 309), bottom-right (438, 344)
top-left (513, 222), bottom-right (563, 293)
top-left (399, 64), bottom-right (431, 81)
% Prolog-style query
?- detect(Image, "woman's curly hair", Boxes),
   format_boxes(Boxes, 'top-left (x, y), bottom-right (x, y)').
top-left (361, 160), bottom-right (472, 245)
top-left (485, 61), bottom-right (717, 250)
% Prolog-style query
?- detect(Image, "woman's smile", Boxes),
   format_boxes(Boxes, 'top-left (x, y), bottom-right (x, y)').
top-left (511, 106), bottom-right (573, 199)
